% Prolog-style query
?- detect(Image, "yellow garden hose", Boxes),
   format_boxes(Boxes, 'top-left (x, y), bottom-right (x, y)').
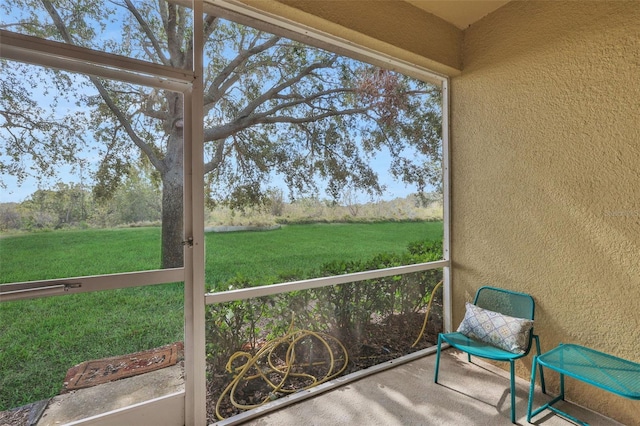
top-left (411, 280), bottom-right (443, 348)
top-left (215, 317), bottom-right (349, 420)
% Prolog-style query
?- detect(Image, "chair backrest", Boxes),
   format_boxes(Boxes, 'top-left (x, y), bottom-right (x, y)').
top-left (473, 286), bottom-right (535, 321)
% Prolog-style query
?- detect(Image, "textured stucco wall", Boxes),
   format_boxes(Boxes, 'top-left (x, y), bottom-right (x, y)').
top-left (236, 0), bottom-right (463, 76)
top-left (452, 1), bottom-right (640, 423)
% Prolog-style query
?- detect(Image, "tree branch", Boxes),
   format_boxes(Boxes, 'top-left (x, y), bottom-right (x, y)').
top-left (89, 76), bottom-right (166, 173)
top-left (203, 14), bottom-right (219, 40)
top-left (203, 139), bottom-right (226, 174)
top-left (40, 0), bottom-right (166, 174)
top-left (204, 104), bottom-right (369, 143)
top-left (256, 87), bottom-right (356, 118)
top-left (165, 3), bottom-right (185, 67)
top-left (256, 107), bottom-right (368, 125)
top-left (234, 56), bottom-right (337, 120)
top-left (205, 35), bottom-right (280, 105)
top-left (123, 0), bottom-right (170, 66)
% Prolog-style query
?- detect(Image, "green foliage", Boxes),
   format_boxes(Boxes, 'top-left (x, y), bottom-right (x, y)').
top-left (19, 183), bottom-right (91, 230)
top-left (91, 169), bottom-right (161, 227)
top-left (0, 172), bottom-right (161, 232)
top-left (206, 279), bottom-right (268, 370)
top-left (407, 239), bottom-right (444, 261)
top-left (312, 240), bottom-right (443, 337)
top-left (204, 239), bottom-right (444, 374)
top-left (0, 203), bottom-right (22, 231)
top-left (265, 188), bottom-right (285, 216)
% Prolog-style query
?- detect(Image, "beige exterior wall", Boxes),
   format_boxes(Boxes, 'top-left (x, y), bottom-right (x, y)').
top-left (452, 1), bottom-right (640, 423)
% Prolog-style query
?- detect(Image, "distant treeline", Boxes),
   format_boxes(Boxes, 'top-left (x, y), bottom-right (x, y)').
top-left (0, 178), bottom-right (161, 231)
top-left (1, 180), bottom-right (443, 232)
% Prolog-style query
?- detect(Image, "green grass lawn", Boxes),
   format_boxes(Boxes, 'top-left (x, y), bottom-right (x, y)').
top-left (205, 222), bottom-right (443, 289)
top-left (0, 221), bottom-right (442, 410)
top-left (0, 227), bottom-right (164, 283)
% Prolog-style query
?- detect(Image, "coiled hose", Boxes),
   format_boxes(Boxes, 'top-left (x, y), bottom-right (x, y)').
top-left (215, 318), bottom-right (348, 420)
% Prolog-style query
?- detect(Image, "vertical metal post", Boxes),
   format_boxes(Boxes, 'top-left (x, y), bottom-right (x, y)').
top-left (184, 0), bottom-right (206, 424)
top-left (441, 78), bottom-right (452, 333)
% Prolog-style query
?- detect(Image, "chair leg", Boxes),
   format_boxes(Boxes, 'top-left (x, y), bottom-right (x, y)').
top-left (510, 359), bottom-right (516, 424)
top-left (533, 335), bottom-right (546, 394)
top-left (434, 334), bottom-right (442, 383)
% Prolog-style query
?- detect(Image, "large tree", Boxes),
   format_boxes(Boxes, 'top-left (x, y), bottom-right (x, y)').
top-left (0, 0), bottom-right (442, 268)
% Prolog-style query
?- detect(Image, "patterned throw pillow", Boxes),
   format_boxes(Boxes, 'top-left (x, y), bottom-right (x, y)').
top-left (457, 302), bottom-right (533, 354)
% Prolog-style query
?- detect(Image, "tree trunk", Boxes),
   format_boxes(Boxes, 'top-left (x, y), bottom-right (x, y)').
top-left (161, 166), bottom-right (184, 269)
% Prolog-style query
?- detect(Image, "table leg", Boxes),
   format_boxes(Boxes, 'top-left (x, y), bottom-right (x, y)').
top-left (527, 360), bottom-right (567, 423)
top-left (559, 343), bottom-right (565, 401)
top-left (527, 356), bottom-right (538, 422)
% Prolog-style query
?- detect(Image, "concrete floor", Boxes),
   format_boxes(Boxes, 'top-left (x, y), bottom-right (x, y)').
top-left (34, 350), bottom-right (624, 426)
top-left (36, 363), bottom-right (184, 426)
top-left (232, 350), bottom-right (624, 426)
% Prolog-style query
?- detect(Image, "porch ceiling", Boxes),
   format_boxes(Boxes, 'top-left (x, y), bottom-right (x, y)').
top-left (405, 0), bottom-right (510, 29)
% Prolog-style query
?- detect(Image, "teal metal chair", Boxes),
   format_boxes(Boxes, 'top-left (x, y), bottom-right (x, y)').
top-left (434, 286), bottom-right (546, 423)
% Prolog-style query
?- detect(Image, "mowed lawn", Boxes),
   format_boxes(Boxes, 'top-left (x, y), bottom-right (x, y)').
top-left (0, 221), bottom-right (442, 410)
top-left (205, 222), bottom-right (443, 289)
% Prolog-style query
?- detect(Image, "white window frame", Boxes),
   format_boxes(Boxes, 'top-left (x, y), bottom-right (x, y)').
top-left (0, 0), bottom-right (450, 424)
top-left (199, 2), bottom-right (452, 424)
